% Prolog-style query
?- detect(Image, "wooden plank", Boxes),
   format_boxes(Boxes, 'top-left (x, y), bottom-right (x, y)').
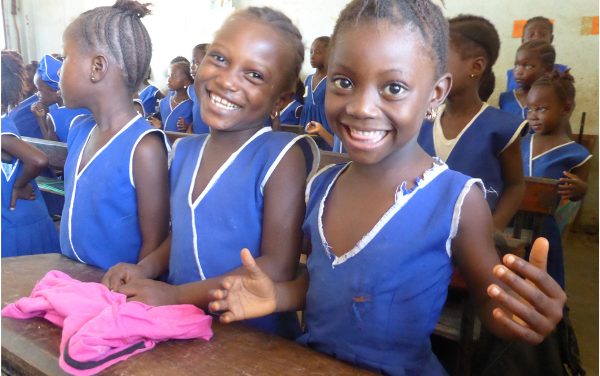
top-left (520, 176), bottom-right (560, 215)
top-left (280, 124), bottom-right (305, 135)
top-left (21, 137), bottom-right (66, 170)
top-left (319, 151), bottom-right (350, 169)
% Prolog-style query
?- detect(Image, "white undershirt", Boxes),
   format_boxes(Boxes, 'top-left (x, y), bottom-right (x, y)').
top-left (433, 103), bottom-right (488, 161)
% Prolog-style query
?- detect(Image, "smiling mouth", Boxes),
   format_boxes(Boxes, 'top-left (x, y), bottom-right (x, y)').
top-left (209, 91), bottom-right (240, 111)
top-left (344, 125), bottom-right (388, 144)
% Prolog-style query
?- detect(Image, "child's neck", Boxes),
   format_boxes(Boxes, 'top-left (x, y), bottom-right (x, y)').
top-left (515, 86), bottom-right (529, 104)
top-left (173, 88), bottom-right (189, 100)
top-left (208, 123), bottom-right (264, 150)
top-left (89, 91), bottom-right (139, 132)
top-left (313, 67), bottom-right (327, 82)
top-left (444, 90), bottom-right (483, 118)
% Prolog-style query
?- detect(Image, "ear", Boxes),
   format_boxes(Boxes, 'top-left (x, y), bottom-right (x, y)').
top-left (429, 72), bottom-right (452, 109)
top-left (90, 55), bottom-right (109, 83)
top-left (471, 56), bottom-right (487, 78)
top-left (563, 99), bottom-right (574, 116)
top-left (271, 89), bottom-right (294, 116)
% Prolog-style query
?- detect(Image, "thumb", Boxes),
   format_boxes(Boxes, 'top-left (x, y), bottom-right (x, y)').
top-left (240, 248), bottom-right (263, 277)
top-left (528, 237), bottom-right (549, 272)
top-left (562, 171), bottom-right (576, 179)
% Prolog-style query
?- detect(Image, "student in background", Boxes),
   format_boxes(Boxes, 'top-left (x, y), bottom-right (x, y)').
top-left (102, 6), bottom-right (318, 339)
top-left (506, 17), bottom-right (569, 92)
top-left (419, 15), bottom-right (527, 231)
top-left (189, 43), bottom-right (211, 134)
top-left (138, 68), bottom-right (164, 117)
top-left (1, 50), bottom-right (60, 257)
top-left (499, 40), bottom-right (555, 119)
top-left (59, 0), bottom-right (170, 271)
top-left (208, 1), bottom-right (566, 374)
top-left (23, 61), bottom-right (38, 99)
top-left (267, 78), bottom-right (304, 130)
top-left (149, 60), bottom-right (193, 132)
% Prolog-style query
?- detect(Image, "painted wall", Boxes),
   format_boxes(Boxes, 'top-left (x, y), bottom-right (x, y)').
top-left (3, 0), bottom-right (598, 225)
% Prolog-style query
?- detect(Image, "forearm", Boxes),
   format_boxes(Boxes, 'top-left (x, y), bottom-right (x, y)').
top-left (14, 160), bottom-right (46, 188)
top-left (318, 128), bottom-right (334, 148)
top-left (137, 233), bottom-right (172, 279)
top-left (273, 267), bottom-right (308, 312)
top-left (493, 182), bottom-right (525, 230)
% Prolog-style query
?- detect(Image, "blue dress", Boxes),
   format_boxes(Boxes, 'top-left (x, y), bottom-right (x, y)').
top-left (264, 100), bottom-right (304, 128)
top-left (300, 74), bottom-right (332, 150)
top-left (168, 127), bottom-right (318, 337)
top-left (60, 114), bottom-right (169, 270)
top-left (521, 133), bottom-right (591, 287)
top-left (138, 85), bottom-right (161, 116)
top-left (187, 85), bottom-right (210, 134)
top-left (418, 103), bottom-right (528, 211)
top-left (299, 159), bottom-right (482, 375)
top-left (498, 90), bottom-right (528, 120)
top-left (158, 93), bottom-right (194, 132)
top-left (1, 115), bottom-right (60, 257)
top-left (47, 105), bottom-right (91, 142)
top-left (10, 94), bottom-right (43, 138)
top-left (505, 63), bottom-right (568, 91)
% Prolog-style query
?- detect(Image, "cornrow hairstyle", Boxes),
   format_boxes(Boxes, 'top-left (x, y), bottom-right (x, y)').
top-left (532, 69), bottom-right (576, 105)
top-left (449, 15), bottom-right (500, 101)
top-left (68, 0), bottom-right (152, 95)
top-left (294, 78), bottom-right (305, 104)
top-left (171, 61), bottom-right (194, 83)
top-left (228, 7), bottom-right (304, 92)
top-left (170, 56), bottom-right (190, 64)
top-left (524, 16), bottom-right (553, 35)
top-left (1, 50), bottom-right (26, 112)
top-left (314, 36), bottom-right (331, 47)
top-left (517, 40), bottom-right (556, 69)
top-left (331, 0), bottom-right (448, 78)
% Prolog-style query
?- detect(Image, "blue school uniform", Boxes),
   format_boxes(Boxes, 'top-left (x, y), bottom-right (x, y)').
top-left (10, 94), bottom-right (43, 138)
top-left (498, 90), bottom-right (528, 119)
top-left (300, 74), bottom-right (332, 150)
top-left (521, 133), bottom-right (591, 287)
top-left (299, 159), bottom-right (482, 375)
top-left (505, 63), bottom-right (568, 91)
top-left (168, 127), bottom-right (318, 337)
top-left (158, 93), bottom-right (193, 132)
top-left (187, 85), bottom-right (210, 134)
top-left (60, 114), bottom-right (169, 270)
top-left (418, 103), bottom-right (528, 211)
top-left (47, 106), bottom-right (91, 142)
top-left (1, 115), bottom-right (60, 257)
top-left (139, 84), bottom-right (161, 116)
top-left (264, 100), bottom-right (304, 128)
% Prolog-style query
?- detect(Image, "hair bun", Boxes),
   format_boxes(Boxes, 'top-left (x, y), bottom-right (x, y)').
top-left (112, 0), bottom-right (151, 18)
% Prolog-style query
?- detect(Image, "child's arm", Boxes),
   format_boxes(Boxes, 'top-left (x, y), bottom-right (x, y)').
top-left (31, 102), bottom-right (53, 140)
top-left (453, 185), bottom-right (566, 344)
top-left (492, 139), bottom-right (525, 230)
top-left (116, 144), bottom-right (308, 308)
top-left (1, 134), bottom-right (49, 209)
top-left (558, 162), bottom-right (590, 201)
top-left (305, 121), bottom-right (334, 147)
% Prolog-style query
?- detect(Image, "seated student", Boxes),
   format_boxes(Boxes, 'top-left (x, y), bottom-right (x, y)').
top-left (208, 1), bottom-right (566, 375)
top-left (23, 61), bottom-right (38, 99)
top-left (506, 17), bottom-right (568, 92)
top-left (1, 50), bottom-right (60, 257)
top-left (522, 71), bottom-right (591, 288)
top-left (302, 36), bottom-right (335, 150)
top-left (266, 78), bottom-right (304, 130)
top-left (419, 15), bottom-right (527, 231)
top-left (148, 60), bottom-right (193, 132)
top-left (138, 68), bottom-right (164, 117)
top-left (499, 40), bottom-right (555, 119)
top-left (102, 7), bottom-right (318, 339)
top-left (188, 43), bottom-right (212, 134)
top-left (59, 0), bottom-right (170, 271)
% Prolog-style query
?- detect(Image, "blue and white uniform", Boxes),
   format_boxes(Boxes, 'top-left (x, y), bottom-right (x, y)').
top-left (505, 63), bottom-right (568, 91)
top-left (299, 159), bottom-right (482, 375)
top-left (521, 133), bottom-right (591, 287)
top-left (168, 127), bottom-right (318, 337)
top-left (418, 103), bottom-right (528, 211)
top-left (158, 93), bottom-right (193, 132)
top-left (47, 106), bottom-right (91, 142)
top-left (138, 84), bottom-right (161, 116)
top-left (60, 114), bottom-right (169, 270)
top-left (187, 85), bottom-right (210, 134)
top-left (10, 94), bottom-right (42, 138)
top-left (1, 115), bottom-right (60, 257)
top-left (264, 100), bottom-right (304, 128)
top-left (498, 90), bottom-right (528, 120)
top-left (300, 74), bottom-right (332, 150)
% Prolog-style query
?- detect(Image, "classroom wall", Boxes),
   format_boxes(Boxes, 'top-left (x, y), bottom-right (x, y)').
top-left (3, 0), bottom-right (598, 226)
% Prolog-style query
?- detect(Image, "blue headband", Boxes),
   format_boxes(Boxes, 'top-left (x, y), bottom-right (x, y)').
top-left (37, 54), bottom-right (62, 91)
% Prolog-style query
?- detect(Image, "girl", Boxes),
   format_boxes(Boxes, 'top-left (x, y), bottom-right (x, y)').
top-left (189, 43), bottom-right (211, 134)
top-left (302, 36), bottom-right (335, 150)
top-left (138, 68), bottom-right (164, 117)
top-left (266, 78), bottom-right (304, 130)
top-left (522, 71), bottom-right (591, 288)
top-left (208, 1), bottom-right (566, 375)
top-left (151, 61), bottom-right (193, 132)
top-left (59, 0), bottom-right (170, 271)
top-left (1, 50), bottom-right (60, 256)
top-left (418, 15), bottom-right (527, 231)
top-left (102, 7), bottom-right (318, 339)
top-left (499, 40), bottom-right (555, 119)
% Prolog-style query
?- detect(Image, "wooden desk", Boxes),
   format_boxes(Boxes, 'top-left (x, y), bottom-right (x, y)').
top-left (2, 254), bottom-right (373, 376)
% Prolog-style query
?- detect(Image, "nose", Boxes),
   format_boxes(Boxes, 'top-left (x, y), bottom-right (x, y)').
top-left (345, 87), bottom-right (379, 120)
top-left (215, 68), bottom-right (239, 92)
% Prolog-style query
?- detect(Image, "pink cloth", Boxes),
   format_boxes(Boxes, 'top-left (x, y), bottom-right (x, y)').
top-left (2, 270), bottom-right (213, 375)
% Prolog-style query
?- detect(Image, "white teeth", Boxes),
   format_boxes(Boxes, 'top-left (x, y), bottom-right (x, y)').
top-left (209, 92), bottom-right (240, 110)
top-left (348, 128), bottom-right (386, 143)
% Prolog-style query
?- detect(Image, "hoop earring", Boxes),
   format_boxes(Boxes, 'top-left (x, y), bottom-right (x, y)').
top-left (270, 109), bottom-right (280, 120)
top-left (425, 108), bottom-right (437, 122)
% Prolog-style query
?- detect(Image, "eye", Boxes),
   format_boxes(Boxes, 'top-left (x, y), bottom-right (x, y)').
top-left (382, 82), bottom-right (406, 96)
top-left (210, 53), bottom-right (226, 64)
top-left (332, 77), bottom-right (353, 90)
top-left (246, 71), bottom-right (264, 82)
top-left (525, 64), bottom-right (534, 69)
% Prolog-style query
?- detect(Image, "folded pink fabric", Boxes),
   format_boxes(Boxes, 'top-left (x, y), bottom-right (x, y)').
top-left (2, 270), bottom-right (213, 376)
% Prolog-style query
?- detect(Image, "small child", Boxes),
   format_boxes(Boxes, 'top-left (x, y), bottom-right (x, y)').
top-left (189, 43), bottom-right (211, 134)
top-left (419, 15), bottom-right (527, 231)
top-left (138, 68), bottom-right (164, 117)
top-left (102, 7), bottom-right (318, 339)
top-left (266, 78), bottom-right (304, 130)
top-left (506, 16), bottom-right (569, 92)
top-left (499, 40), bottom-right (555, 119)
top-left (208, 1), bottom-right (566, 374)
top-left (59, 0), bottom-right (170, 271)
top-left (149, 60), bottom-right (193, 132)
top-left (522, 71), bottom-right (591, 288)
top-left (1, 50), bottom-right (60, 256)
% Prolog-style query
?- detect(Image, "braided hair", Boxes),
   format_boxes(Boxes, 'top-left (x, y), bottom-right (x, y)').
top-left (1, 50), bottom-right (26, 113)
top-left (67, 0), bottom-right (152, 95)
top-left (517, 40), bottom-right (556, 69)
top-left (331, 0), bottom-right (449, 78)
top-left (532, 69), bottom-right (575, 105)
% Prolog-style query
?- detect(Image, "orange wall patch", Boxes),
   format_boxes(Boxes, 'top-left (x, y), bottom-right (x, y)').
top-left (581, 16), bottom-right (599, 35)
top-left (512, 19), bottom-right (555, 39)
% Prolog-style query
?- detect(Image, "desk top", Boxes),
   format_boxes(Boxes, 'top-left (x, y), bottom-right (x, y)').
top-left (2, 254), bottom-right (373, 376)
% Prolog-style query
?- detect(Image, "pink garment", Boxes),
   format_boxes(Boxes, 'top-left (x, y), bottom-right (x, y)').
top-left (2, 270), bottom-right (213, 376)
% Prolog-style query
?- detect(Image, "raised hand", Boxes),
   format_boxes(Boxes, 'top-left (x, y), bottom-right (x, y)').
top-left (305, 121), bottom-right (324, 136)
top-left (487, 237), bottom-right (567, 344)
top-left (558, 171), bottom-right (587, 200)
top-left (102, 262), bottom-right (150, 291)
top-left (208, 248), bottom-right (277, 324)
top-left (30, 102), bottom-right (48, 118)
top-left (176, 117), bottom-right (189, 132)
top-left (10, 182), bottom-right (35, 209)
top-left (147, 116), bottom-right (162, 129)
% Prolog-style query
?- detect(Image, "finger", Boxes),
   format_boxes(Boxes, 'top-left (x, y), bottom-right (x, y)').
top-left (490, 307), bottom-right (544, 345)
top-left (240, 248), bottom-right (263, 277)
top-left (562, 171), bottom-right (576, 179)
top-left (209, 288), bottom-right (228, 301)
top-left (219, 311), bottom-right (239, 324)
top-left (115, 282), bottom-right (139, 297)
top-left (10, 193), bottom-right (17, 210)
top-left (526, 238), bottom-right (548, 272)
top-left (208, 299), bottom-right (229, 313)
